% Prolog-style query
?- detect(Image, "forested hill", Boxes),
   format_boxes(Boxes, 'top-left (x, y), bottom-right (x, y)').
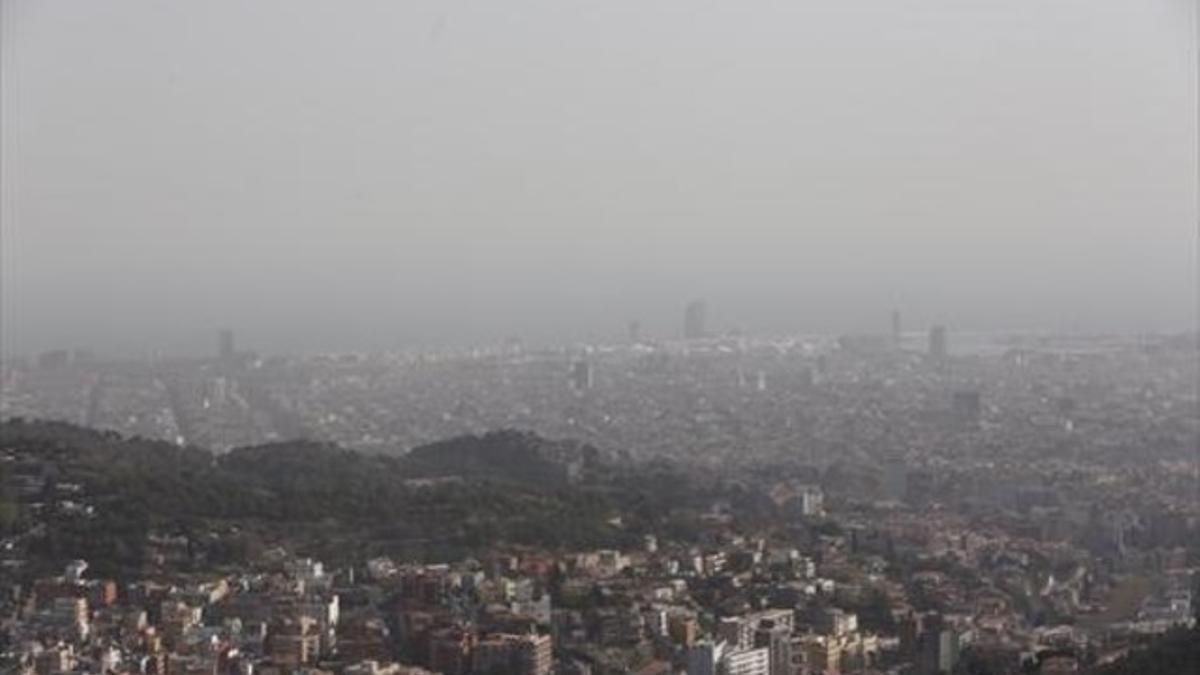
top-left (0, 419), bottom-right (660, 576)
top-left (0, 419), bottom-right (601, 487)
top-left (0, 418), bottom-right (602, 489)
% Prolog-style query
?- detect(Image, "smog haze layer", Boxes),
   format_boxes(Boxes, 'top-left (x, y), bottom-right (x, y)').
top-left (2, 0), bottom-right (1196, 356)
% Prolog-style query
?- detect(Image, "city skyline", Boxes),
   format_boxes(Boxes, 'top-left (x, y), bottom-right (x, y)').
top-left (0, 2), bottom-right (1197, 675)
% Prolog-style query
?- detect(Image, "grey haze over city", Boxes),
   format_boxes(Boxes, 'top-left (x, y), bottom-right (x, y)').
top-left (2, 0), bottom-right (1197, 356)
top-left (4, 4), bottom-right (1200, 675)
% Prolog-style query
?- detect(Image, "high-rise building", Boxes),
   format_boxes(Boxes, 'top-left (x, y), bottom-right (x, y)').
top-left (687, 640), bottom-right (726, 675)
top-left (723, 647), bottom-right (770, 675)
top-left (218, 329), bottom-right (236, 362)
top-left (628, 320), bottom-right (642, 344)
top-left (798, 485), bottom-right (824, 517)
top-left (905, 470), bottom-right (935, 507)
top-left (928, 325), bottom-right (947, 360)
top-left (803, 637), bottom-right (841, 675)
top-left (684, 300), bottom-right (708, 340)
top-left (428, 627), bottom-right (474, 675)
top-left (816, 608), bottom-right (858, 637)
top-left (952, 390), bottom-right (982, 424)
top-left (883, 458), bottom-right (908, 502)
top-left (569, 360), bottom-right (594, 391)
top-left (898, 610), bottom-right (922, 662)
top-left (472, 634), bottom-right (552, 675)
top-left (519, 635), bottom-right (555, 675)
top-left (891, 310), bottom-right (902, 346)
top-left (719, 610), bottom-right (794, 651)
top-left (267, 616), bottom-right (320, 667)
top-left (916, 614), bottom-right (961, 675)
top-left (754, 626), bottom-right (795, 675)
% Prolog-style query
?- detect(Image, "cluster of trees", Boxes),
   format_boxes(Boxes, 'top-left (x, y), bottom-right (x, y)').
top-left (0, 420), bottom-right (716, 577)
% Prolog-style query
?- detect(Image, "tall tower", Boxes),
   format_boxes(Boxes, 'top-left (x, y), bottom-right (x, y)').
top-left (569, 360), bottom-right (594, 391)
top-left (218, 329), bottom-right (235, 363)
top-left (891, 310), bottom-right (902, 347)
top-left (684, 300), bottom-right (707, 340)
top-left (928, 325), bottom-right (947, 360)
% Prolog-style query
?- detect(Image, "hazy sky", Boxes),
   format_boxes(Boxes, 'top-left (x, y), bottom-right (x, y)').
top-left (2, 0), bottom-right (1196, 355)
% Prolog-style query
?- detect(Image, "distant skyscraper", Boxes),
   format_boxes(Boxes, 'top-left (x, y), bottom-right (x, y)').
top-left (684, 300), bottom-right (707, 340)
top-left (628, 320), bottom-right (641, 344)
top-left (917, 614), bottom-right (961, 675)
top-left (569, 360), bottom-right (594, 391)
top-left (928, 325), bottom-right (947, 360)
top-left (905, 469), bottom-right (935, 507)
top-left (953, 390), bottom-right (982, 424)
top-left (798, 485), bottom-right (824, 517)
top-left (891, 310), bottom-right (902, 346)
top-left (503, 336), bottom-right (524, 355)
top-left (218, 329), bottom-right (235, 362)
top-left (883, 458), bottom-right (907, 502)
